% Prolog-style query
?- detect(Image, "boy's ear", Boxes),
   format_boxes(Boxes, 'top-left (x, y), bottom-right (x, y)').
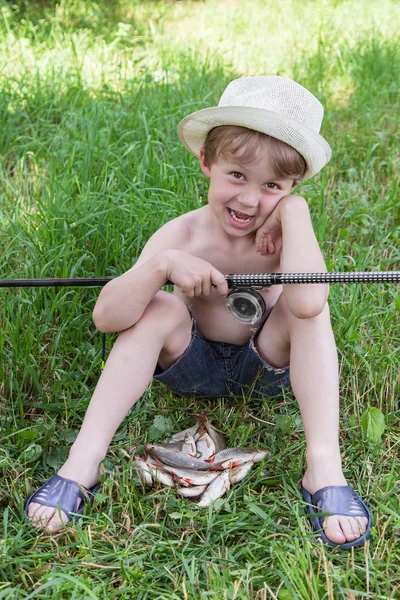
top-left (199, 149), bottom-right (212, 178)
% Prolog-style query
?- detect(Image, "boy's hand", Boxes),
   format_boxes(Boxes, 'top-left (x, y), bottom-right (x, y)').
top-left (255, 195), bottom-right (301, 255)
top-left (163, 249), bottom-right (228, 297)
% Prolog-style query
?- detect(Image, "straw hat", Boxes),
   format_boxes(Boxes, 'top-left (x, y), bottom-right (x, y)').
top-left (177, 76), bottom-right (331, 178)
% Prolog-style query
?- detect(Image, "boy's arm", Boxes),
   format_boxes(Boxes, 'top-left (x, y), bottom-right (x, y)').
top-left (255, 195), bottom-right (329, 319)
top-left (92, 227), bottom-right (172, 333)
top-left (93, 219), bottom-right (227, 333)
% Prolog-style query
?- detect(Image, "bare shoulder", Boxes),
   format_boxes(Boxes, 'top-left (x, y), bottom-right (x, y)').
top-left (134, 207), bottom-right (206, 267)
top-left (157, 208), bottom-right (204, 242)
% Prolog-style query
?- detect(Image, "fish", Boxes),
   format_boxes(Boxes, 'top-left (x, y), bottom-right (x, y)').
top-left (157, 441), bottom-right (184, 452)
top-left (160, 466), bottom-right (220, 486)
top-left (174, 476), bottom-right (191, 488)
top-left (133, 416), bottom-right (265, 504)
top-left (133, 456), bottom-right (152, 486)
top-left (196, 415), bottom-right (226, 453)
top-left (181, 432), bottom-right (197, 457)
top-left (207, 448), bottom-right (270, 469)
top-left (146, 443), bottom-right (212, 471)
top-left (253, 450), bottom-right (270, 462)
top-left (145, 462), bottom-right (175, 487)
top-left (197, 470), bottom-right (231, 507)
top-left (195, 432), bottom-right (215, 460)
top-left (170, 424), bottom-right (199, 442)
top-left (177, 484), bottom-right (208, 497)
top-left (228, 461), bottom-right (254, 484)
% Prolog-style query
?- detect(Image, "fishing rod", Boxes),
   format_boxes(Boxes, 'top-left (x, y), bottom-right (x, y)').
top-left (1, 271), bottom-right (400, 288)
top-left (1, 271), bottom-right (399, 324)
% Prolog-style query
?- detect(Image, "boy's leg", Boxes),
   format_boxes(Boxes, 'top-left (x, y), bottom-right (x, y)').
top-left (27, 291), bottom-right (192, 531)
top-left (255, 293), bottom-right (368, 545)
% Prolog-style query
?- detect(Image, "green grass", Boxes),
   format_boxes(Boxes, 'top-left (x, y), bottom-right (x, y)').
top-left (0, 0), bottom-right (399, 597)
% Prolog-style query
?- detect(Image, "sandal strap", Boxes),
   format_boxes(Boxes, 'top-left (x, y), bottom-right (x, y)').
top-left (27, 474), bottom-right (98, 520)
top-left (311, 485), bottom-right (369, 519)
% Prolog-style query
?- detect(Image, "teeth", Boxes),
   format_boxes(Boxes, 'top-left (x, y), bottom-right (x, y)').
top-left (229, 209), bottom-right (252, 223)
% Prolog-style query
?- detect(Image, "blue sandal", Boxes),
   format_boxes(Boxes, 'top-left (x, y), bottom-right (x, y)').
top-left (301, 485), bottom-right (372, 549)
top-left (25, 474), bottom-right (101, 526)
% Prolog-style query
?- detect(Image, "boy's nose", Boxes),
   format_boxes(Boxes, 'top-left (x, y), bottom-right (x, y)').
top-left (237, 192), bottom-right (260, 210)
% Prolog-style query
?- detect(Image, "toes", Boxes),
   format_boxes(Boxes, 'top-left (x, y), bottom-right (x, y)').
top-left (27, 501), bottom-right (40, 519)
top-left (342, 518), bottom-right (361, 541)
top-left (323, 516), bottom-right (346, 545)
top-left (31, 505), bottom-right (56, 527)
top-left (324, 516), bottom-right (368, 545)
top-left (344, 516), bottom-right (369, 541)
top-left (27, 502), bottom-right (45, 522)
top-left (37, 512), bottom-right (66, 532)
top-left (27, 503), bottom-right (69, 531)
top-left (31, 511), bottom-right (56, 529)
top-left (353, 516), bottom-right (368, 537)
top-left (44, 513), bottom-right (66, 532)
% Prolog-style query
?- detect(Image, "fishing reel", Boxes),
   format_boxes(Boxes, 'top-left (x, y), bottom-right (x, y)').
top-left (224, 274), bottom-right (275, 326)
top-left (225, 287), bottom-right (266, 325)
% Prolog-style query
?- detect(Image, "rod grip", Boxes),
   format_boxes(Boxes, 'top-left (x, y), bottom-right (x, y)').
top-left (225, 271), bottom-right (400, 287)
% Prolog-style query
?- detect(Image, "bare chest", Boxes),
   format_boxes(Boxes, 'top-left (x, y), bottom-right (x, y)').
top-left (174, 237), bottom-right (282, 344)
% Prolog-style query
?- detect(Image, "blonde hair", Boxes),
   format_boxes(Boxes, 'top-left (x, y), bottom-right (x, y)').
top-left (203, 125), bottom-right (307, 182)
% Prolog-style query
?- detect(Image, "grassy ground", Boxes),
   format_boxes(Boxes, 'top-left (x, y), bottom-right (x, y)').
top-left (0, 0), bottom-right (399, 597)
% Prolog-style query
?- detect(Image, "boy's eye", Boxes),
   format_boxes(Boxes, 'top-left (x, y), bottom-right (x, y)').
top-left (265, 182), bottom-right (279, 189)
top-left (231, 172), bottom-right (244, 180)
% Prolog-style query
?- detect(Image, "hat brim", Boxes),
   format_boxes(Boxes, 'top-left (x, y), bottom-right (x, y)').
top-left (177, 105), bottom-right (331, 179)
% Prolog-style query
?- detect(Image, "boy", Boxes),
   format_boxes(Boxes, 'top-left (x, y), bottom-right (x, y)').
top-left (26, 76), bottom-right (371, 548)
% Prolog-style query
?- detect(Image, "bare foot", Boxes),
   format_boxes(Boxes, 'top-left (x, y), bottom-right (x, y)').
top-left (27, 456), bottom-right (103, 532)
top-left (302, 466), bottom-right (369, 546)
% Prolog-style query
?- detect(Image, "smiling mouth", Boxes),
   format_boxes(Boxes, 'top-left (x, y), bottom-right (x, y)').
top-left (228, 208), bottom-right (254, 223)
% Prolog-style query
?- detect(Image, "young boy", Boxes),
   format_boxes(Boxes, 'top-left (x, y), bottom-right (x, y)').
top-left (26, 76), bottom-right (371, 548)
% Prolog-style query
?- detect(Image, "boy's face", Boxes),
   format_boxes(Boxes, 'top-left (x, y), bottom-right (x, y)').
top-left (199, 149), bottom-right (295, 239)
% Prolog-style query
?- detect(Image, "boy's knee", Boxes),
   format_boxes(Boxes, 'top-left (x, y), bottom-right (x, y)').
top-left (286, 299), bottom-right (332, 332)
top-left (140, 291), bottom-right (190, 332)
top-left (267, 295), bottom-right (332, 344)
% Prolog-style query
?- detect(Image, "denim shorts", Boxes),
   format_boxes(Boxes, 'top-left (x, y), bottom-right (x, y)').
top-left (153, 308), bottom-right (290, 399)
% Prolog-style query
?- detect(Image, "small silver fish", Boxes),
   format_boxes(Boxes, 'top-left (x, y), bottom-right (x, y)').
top-left (251, 450), bottom-right (270, 463)
top-left (146, 443), bottom-right (211, 471)
top-left (228, 461), bottom-right (254, 484)
top-left (207, 448), bottom-right (269, 469)
top-left (181, 432), bottom-right (197, 457)
top-left (196, 415), bottom-right (226, 453)
top-left (175, 476), bottom-right (190, 488)
top-left (145, 462), bottom-right (175, 487)
top-left (157, 441), bottom-right (184, 452)
top-left (195, 432), bottom-right (215, 460)
top-left (171, 424), bottom-right (199, 442)
top-left (197, 470), bottom-right (231, 507)
top-left (161, 466), bottom-right (220, 486)
top-left (177, 484), bottom-right (208, 497)
top-left (133, 456), bottom-right (152, 486)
